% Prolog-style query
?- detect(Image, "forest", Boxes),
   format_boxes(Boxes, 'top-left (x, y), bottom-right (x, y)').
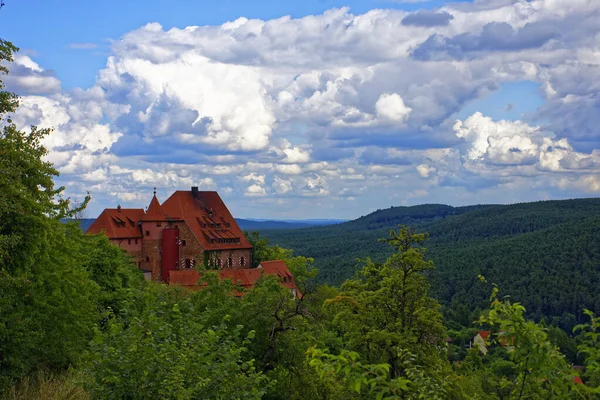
top-left (258, 200), bottom-right (600, 332)
top-left (3, 38), bottom-right (600, 399)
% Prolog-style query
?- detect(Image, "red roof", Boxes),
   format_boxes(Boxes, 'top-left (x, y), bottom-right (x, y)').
top-left (574, 376), bottom-right (584, 385)
top-left (477, 331), bottom-right (491, 340)
top-left (169, 260), bottom-right (300, 297)
top-left (86, 189), bottom-right (251, 252)
top-left (141, 194), bottom-right (167, 221)
top-left (259, 260), bottom-right (298, 291)
top-left (478, 331), bottom-right (491, 340)
top-left (169, 268), bottom-right (264, 289)
top-left (86, 208), bottom-right (144, 238)
top-left (160, 191), bottom-right (252, 251)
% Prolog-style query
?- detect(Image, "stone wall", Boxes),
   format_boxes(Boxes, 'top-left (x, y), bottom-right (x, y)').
top-left (140, 221), bottom-right (166, 280)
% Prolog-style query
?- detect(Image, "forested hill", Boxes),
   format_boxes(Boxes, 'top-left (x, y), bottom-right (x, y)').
top-left (259, 198), bottom-right (600, 326)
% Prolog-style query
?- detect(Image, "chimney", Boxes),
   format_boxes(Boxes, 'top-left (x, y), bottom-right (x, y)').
top-left (191, 186), bottom-right (199, 198)
top-left (117, 204), bottom-right (122, 212)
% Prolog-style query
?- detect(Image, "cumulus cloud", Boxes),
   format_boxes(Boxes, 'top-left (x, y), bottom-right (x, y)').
top-left (245, 184), bottom-right (267, 197)
top-left (7, 0), bottom-right (600, 217)
top-left (401, 10), bottom-right (454, 27)
top-left (4, 55), bottom-right (61, 94)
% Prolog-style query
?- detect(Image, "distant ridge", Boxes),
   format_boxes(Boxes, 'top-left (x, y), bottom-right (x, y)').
top-left (258, 198), bottom-right (600, 326)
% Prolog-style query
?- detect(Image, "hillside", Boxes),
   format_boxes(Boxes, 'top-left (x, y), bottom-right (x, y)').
top-left (258, 198), bottom-right (600, 326)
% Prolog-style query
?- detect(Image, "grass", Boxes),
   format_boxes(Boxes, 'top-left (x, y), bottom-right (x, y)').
top-left (5, 371), bottom-right (89, 400)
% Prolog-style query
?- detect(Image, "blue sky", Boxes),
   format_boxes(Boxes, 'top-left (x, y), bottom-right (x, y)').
top-left (2, 0), bottom-right (599, 219)
top-left (2, 0), bottom-right (470, 89)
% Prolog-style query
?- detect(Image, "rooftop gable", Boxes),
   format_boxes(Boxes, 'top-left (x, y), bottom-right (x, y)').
top-left (141, 194), bottom-right (167, 221)
top-left (161, 190), bottom-right (252, 250)
top-left (86, 207), bottom-right (144, 238)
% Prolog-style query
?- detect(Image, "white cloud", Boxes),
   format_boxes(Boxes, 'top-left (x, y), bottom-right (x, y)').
top-left (241, 173), bottom-right (266, 184)
top-left (273, 177), bottom-right (293, 194)
top-left (245, 184), bottom-right (267, 196)
top-left (376, 93), bottom-right (412, 123)
top-left (7, 1), bottom-right (600, 218)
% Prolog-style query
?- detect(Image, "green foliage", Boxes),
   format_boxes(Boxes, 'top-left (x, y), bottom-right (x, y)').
top-left (81, 233), bottom-right (146, 319)
top-left (0, 41), bottom-right (142, 394)
top-left (472, 286), bottom-right (584, 399)
top-left (575, 310), bottom-right (600, 390)
top-left (307, 348), bottom-right (410, 399)
top-left (327, 226), bottom-right (448, 379)
top-left (81, 283), bottom-right (270, 400)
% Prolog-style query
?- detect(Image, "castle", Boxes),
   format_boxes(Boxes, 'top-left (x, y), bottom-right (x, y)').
top-left (87, 187), bottom-right (297, 295)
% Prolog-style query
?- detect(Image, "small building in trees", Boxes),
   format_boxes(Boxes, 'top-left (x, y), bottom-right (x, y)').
top-left (86, 187), bottom-right (253, 281)
top-left (169, 259), bottom-right (301, 298)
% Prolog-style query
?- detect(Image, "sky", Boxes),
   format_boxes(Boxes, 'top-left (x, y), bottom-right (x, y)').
top-left (1, 0), bottom-right (599, 219)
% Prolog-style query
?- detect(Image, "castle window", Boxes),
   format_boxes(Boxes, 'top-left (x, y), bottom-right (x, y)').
top-left (217, 259), bottom-right (222, 268)
top-left (145, 231), bottom-right (150, 236)
top-left (146, 256), bottom-right (150, 262)
top-left (156, 222), bottom-right (161, 227)
top-left (240, 256), bottom-right (245, 266)
top-left (180, 240), bottom-right (186, 247)
top-left (228, 257), bottom-right (233, 267)
top-left (128, 239), bottom-right (131, 245)
top-left (135, 239), bottom-right (138, 244)
top-left (185, 259), bottom-right (191, 269)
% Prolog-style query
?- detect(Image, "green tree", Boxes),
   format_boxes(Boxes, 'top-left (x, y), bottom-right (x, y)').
top-left (245, 231), bottom-right (317, 292)
top-left (475, 285), bottom-right (584, 399)
top-left (0, 39), bottom-right (144, 393)
top-left (327, 226), bottom-right (449, 383)
top-left (81, 283), bottom-right (270, 399)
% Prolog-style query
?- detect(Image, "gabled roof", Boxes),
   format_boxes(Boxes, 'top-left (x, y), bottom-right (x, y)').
top-left (161, 191), bottom-right (252, 250)
top-left (259, 260), bottom-right (300, 295)
top-left (86, 208), bottom-right (144, 238)
top-left (140, 194), bottom-right (167, 221)
top-left (169, 269), bottom-right (263, 289)
top-left (477, 331), bottom-right (491, 341)
top-left (169, 260), bottom-right (300, 297)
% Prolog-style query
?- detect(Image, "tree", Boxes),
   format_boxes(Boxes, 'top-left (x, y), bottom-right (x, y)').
top-left (81, 283), bottom-right (270, 400)
top-left (327, 226), bottom-right (449, 383)
top-left (473, 284), bottom-right (585, 399)
top-left (0, 39), bottom-right (105, 393)
top-left (245, 231), bottom-right (317, 292)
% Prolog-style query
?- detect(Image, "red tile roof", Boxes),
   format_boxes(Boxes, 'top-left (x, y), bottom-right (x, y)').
top-left (86, 190), bottom-right (251, 252)
top-left (160, 191), bottom-right (252, 251)
top-left (259, 260), bottom-right (297, 288)
top-left (574, 376), bottom-right (584, 385)
top-left (169, 260), bottom-right (300, 297)
top-left (141, 194), bottom-right (167, 221)
top-left (478, 331), bottom-right (491, 340)
top-left (86, 208), bottom-right (144, 238)
top-left (169, 268), bottom-right (264, 290)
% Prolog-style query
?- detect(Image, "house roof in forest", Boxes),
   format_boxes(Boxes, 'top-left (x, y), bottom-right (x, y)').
top-left (86, 208), bottom-right (144, 239)
top-left (258, 260), bottom-right (299, 292)
top-left (169, 260), bottom-right (300, 297)
top-left (160, 190), bottom-right (252, 251)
